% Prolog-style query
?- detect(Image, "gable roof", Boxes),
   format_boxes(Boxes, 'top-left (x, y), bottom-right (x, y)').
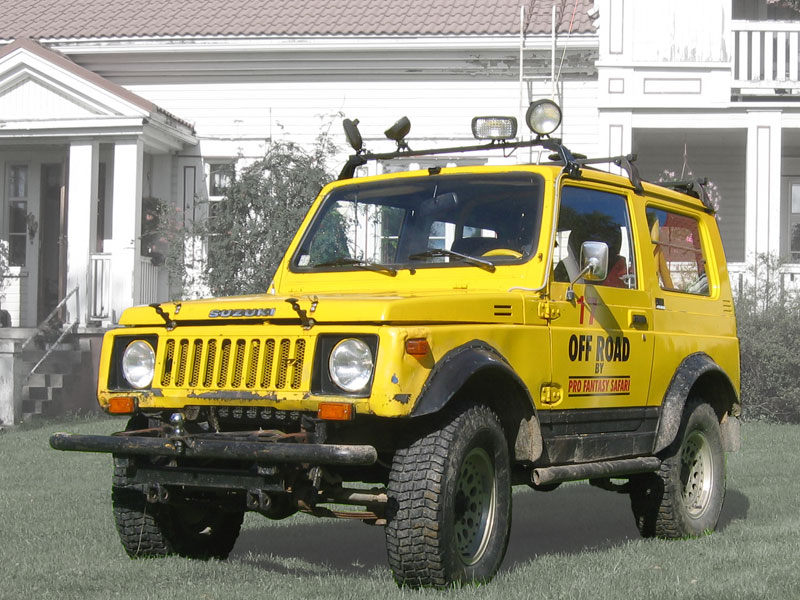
top-left (0, 38), bottom-right (195, 133)
top-left (1, 0), bottom-right (596, 40)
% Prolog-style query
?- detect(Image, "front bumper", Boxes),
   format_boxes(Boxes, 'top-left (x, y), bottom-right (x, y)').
top-left (49, 432), bottom-right (378, 466)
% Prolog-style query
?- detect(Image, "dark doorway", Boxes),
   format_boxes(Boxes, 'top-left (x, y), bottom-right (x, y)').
top-left (38, 163), bottom-right (67, 323)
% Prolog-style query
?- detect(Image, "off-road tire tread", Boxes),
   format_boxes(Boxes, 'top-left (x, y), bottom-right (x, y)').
top-left (112, 465), bottom-right (174, 557)
top-left (112, 464), bottom-right (244, 560)
top-left (630, 399), bottom-right (724, 539)
top-left (385, 403), bottom-right (508, 588)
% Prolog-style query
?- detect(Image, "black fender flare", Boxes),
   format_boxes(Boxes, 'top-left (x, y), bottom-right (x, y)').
top-left (411, 340), bottom-right (542, 462)
top-left (653, 352), bottom-right (739, 454)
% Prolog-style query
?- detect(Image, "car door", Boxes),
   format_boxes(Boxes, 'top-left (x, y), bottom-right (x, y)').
top-left (542, 182), bottom-right (657, 464)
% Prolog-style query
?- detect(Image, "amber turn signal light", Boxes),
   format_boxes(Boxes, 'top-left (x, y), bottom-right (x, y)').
top-left (317, 402), bottom-right (355, 421)
top-left (108, 396), bottom-right (136, 414)
top-left (405, 338), bottom-right (430, 357)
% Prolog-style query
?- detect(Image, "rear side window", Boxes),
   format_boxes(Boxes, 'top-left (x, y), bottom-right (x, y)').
top-left (646, 207), bottom-right (709, 296)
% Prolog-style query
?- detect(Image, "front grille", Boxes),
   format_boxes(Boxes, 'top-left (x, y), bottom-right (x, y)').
top-left (159, 336), bottom-right (307, 391)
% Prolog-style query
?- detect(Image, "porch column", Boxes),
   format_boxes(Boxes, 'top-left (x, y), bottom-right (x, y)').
top-left (745, 111), bottom-right (782, 262)
top-left (66, 142), bottom-right (99, 325)
top-left (110, 140), bottom-right (143, 323)
top-left (598, 111), bottom-right (633, 176)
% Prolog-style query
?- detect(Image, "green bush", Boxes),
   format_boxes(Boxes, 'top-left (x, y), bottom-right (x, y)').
top-left (736, 254), bottom-right (800, 423)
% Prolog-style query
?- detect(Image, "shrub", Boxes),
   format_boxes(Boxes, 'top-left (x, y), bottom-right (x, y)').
top-left (736, 254), bottom-right (800, 423)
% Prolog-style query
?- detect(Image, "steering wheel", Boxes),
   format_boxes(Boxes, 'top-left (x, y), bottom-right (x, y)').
top-left (482, 248), bottom-right (523, 259)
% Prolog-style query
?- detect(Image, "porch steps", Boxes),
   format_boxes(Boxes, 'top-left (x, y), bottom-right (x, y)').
top-left (20, 338), bottom-right (96, 422)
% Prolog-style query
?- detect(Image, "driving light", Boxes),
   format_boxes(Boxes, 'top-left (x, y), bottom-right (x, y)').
top-left (385, 117), bottom-right (411, 143)
top-left (329, 338), bottom-right (374, 393)
top-left (121, 340), bottom-right (155, 389)
top-left (471, 116), bottom-right (517, 140)
top-left (525, 99), bottom-right (562, 136)
top-left (343, 118), bottom-right (363, 152)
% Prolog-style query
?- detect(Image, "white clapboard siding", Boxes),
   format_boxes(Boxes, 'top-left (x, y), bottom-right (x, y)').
top-left (129, 79), bottom-right (600, 160)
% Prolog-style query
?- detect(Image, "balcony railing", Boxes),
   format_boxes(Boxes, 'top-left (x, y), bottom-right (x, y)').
top-left (733, 20), bottom-right (800, 94)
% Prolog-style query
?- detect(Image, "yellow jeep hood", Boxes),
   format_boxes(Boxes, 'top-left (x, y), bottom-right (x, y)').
top-left (118, 291), bottom-right (526, 326)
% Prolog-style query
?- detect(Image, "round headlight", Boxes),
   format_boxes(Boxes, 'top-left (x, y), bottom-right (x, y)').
top-left (526, 99), bottom-right (562, 136)
top-left (121, 340), bottom-right (155, 389)
top-left (329, 338), bottom-right (374, 393)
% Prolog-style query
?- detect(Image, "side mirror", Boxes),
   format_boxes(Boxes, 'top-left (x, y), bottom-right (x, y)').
top-left (566, 241), bottom-right (609, 301)
top-left (580, 241), bottom-right (609, 281)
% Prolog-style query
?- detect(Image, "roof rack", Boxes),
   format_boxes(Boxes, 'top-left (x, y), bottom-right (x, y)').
top-left (337, 137), bottom-right (636, 191)
top-left (657, 178), bottom-right (716, 213)
top-left (545, 153), bottom-right (643, 195)
top-left (338, 137), bottom-right (575, 180)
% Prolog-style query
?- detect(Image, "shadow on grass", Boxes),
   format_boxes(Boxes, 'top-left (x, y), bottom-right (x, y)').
top-left (230, 484), bottom-right (749, 576)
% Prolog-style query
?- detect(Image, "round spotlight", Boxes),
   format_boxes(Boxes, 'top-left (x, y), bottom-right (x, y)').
top-left (525, 100), bottom-right (563, 136)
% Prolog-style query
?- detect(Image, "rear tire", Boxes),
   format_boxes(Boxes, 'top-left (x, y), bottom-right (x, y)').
top-left (630, 399), bottom-right (725, 538)
top-left (385, 403), bottom-right (511, 588)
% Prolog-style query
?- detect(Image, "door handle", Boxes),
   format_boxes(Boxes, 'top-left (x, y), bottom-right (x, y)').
top-left (629, 310), bottom-right (648, 327)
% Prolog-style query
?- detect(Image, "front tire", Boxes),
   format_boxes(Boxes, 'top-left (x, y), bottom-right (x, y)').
top-left (112, 464), bottom-right (244, 560)
top-left (385, 403), bottom-right (511, 588)
top-left (630, 399), bottom-right (725, 538)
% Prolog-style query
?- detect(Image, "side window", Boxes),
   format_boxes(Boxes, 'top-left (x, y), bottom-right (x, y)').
top-left (7, 164), bottom-right (28, 267)
top-left (553, 186), bottom-right (636, 289)
top-left (646, 207), bottom-right (709, 296)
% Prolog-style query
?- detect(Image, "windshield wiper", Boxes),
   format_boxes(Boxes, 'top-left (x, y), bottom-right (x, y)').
top-left (315, 257), bottom-right (398, 276)
top-left (408, 249), bottom-right (496, 273)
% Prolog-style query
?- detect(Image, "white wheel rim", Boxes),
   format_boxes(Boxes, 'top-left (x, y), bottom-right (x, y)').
top-left (453, 447), bottom-right (496, 566)
top-left (681, 429), bottom-right (714, 519)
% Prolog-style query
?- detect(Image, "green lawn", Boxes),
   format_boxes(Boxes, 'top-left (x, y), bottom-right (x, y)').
top-left (1, 417), bottom-right (797, 599)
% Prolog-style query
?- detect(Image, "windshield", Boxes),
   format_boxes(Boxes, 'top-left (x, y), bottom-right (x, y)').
top-left (291, 173), bottom-right (544, 273)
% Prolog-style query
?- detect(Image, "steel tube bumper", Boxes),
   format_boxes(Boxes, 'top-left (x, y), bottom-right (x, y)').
top-left (49, 432), bottom-right (378, 466)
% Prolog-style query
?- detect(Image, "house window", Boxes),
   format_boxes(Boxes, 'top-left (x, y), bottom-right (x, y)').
top-left (207, 162), bottom-right (233, 198)
top-left (7, 164), bottom-right (28, 266)
top-left (790, 183), bottom-right (800, 262)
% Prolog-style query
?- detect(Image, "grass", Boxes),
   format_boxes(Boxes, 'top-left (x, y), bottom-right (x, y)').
top-left (1, 417), bottom-right (798, 599)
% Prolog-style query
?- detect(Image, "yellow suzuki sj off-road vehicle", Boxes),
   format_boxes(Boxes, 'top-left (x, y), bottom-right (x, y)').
top-left (52, 100), bottom-right (740, 588)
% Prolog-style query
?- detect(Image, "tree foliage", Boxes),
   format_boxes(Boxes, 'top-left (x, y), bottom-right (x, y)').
top-left (767, 0), bottom-right (800, 12)
top-left (0, 242), bottom-right (8, 295)
top-left (204, 138), bottom-right (336, 296)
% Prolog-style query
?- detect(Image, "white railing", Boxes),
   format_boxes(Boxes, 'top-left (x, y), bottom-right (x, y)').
top-left (90, 253), bottom-right (112, 320)
top-left (138, 257), bottom-right (160, 305)
top-left (91, 254), bottom-right (162, 320)
top-left (728, 262), bottom-right (800, 296)
top-left (732, 20), bottom-right (800, 92)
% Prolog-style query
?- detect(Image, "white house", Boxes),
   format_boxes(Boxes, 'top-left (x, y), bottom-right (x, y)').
top-left (0, 0), bottom-right (798, 422)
